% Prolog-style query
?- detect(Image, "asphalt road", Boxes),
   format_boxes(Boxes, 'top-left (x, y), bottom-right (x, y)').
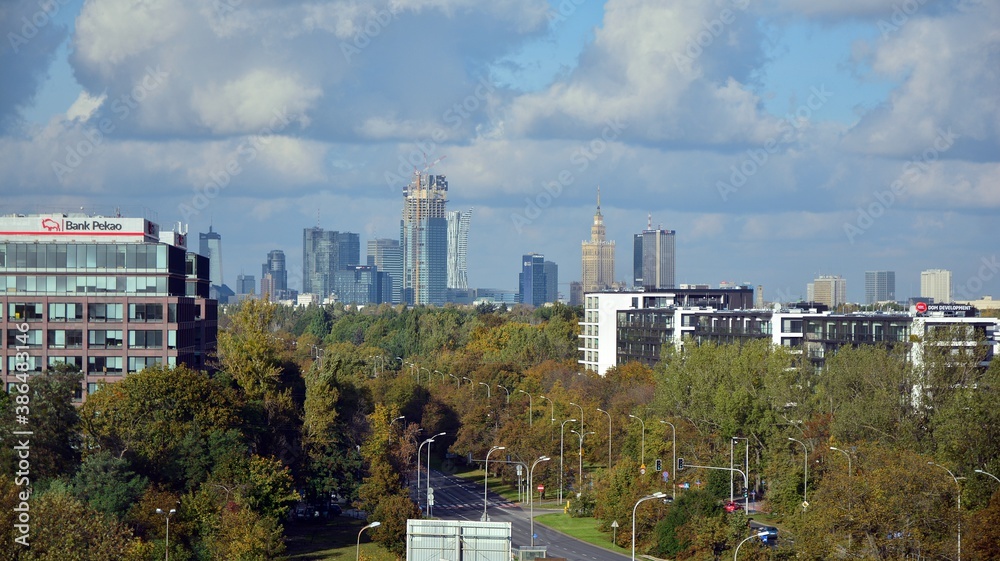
top-left (421, 468), bottom-right (633, 561)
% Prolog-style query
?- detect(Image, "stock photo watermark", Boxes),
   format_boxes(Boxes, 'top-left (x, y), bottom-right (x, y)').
top-left (51, 66), bottom-right (170, 181)
top-left (340, 5), bottom-right (401, 63)
top-left (717, 85), bottom-right (833, 201)
top-left (6, 0), bottom-right (73, 54)
top-left (178, 107), bottom-right (296, 220)
top-left (877, 0), bottom-right (929, 37)
top-left (843, 128), bottom-right (958, 244)
top-left (673, 0), bottom-right (750, 73)
top-left (11, 321), bottom-right (34, 547)
top-left (511, 117), bottom-right (628, 233)
top-left (383, 76), bottom-right (496, 189)
top-left (954, 256), bottom-right (1000, 301)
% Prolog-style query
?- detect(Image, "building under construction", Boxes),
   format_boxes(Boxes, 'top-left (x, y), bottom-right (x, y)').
top-left (401, 173), bottom-right (449, 306)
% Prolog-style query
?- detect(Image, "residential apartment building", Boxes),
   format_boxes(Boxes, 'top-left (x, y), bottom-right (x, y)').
top-left (921, 269), bottom-right (952, 303)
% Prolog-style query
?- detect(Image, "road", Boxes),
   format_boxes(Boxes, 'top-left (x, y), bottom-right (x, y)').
top-left (421, 468), bottom-right (633, 561)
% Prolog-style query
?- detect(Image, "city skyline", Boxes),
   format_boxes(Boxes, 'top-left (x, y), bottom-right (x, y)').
top-left (2, 1), bottom-right (998, 304)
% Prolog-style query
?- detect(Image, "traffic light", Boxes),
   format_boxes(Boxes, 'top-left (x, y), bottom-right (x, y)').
top-left (655, 459), bottom-right (662, 472)
top-left (677, 457), bottom-right (684, 470)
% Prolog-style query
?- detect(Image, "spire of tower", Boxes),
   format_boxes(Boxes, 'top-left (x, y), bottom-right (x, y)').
top-left (597, 186), bottom-right (601, 210)
top-left (647, 212), bottom-right (652, 230)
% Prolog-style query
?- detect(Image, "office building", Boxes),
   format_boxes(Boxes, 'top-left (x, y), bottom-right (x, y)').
top-left (236, 273), bottom-right (255, 295)
top-left (518, 254), bottom-right (547, 307)
top-left (367, 238), bottom-right (403, 304)
top-left (865, 271), bottom-right (896, 305)
top-left (303, 227), bottom-right (360, 301)
top-left (581, 188), bottom-right (616, 293)
top-left (332, 266), bottom-right (391, 305)
top-left (633, 215), bottom-right (676, 290)
top-left (569, 281), bottom-right (583, 306)
top-left (543, 260), bottom-right (559, 304)
top-left (921, 269), bottom-right (952, 303)
top-left (199, 226), bottom-right (231, 302)
top-left (401, 173), bottom-right (448, 306)
top-left (810, 275), bottom-right (847, 309)
top-left (447, 209), bottom-right (472, 291)
top-left (260, 249), bottom-right (288, 299)
top-left (0, 213), bottom-right (217, 400)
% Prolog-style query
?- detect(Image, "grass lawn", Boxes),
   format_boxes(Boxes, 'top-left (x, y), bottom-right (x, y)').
top-left (533, 512), bottom-right (630, 556)
top-left (282, 516), bottom-right (397, 561)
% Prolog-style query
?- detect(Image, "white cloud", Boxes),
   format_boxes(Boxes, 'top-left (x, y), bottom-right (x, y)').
top-left (191, 69), bottom-right (321, 134)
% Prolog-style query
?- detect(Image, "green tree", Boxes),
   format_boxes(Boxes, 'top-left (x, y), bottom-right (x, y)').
top-left (70, 450), bottom-right (149, 519)
top-left (216, 298), bottom-right (285, 400)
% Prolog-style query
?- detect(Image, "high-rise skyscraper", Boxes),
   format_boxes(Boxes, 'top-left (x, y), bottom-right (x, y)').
top-left (401, 173), bottom-right (448, 306)
top-left (864, 271), bottom-right (896, 305)
top-left (367, 238), bottom-right (403, 304)
top-left (447, 208), bottom-right (472, 290)
top-left (261, 249), bottom-right (288, 298)
top-left (633, 215), bottom-right (676, 290)
top-left (921, 269), bottom-right (952, 303)
top-left (303, 228), bottom-right (360, 300)
top-left (199, 226), bottom-right (224, 288)
top-left (811, 275), bottom-right (847, 308)
top-left (236, 273), bottom-right (256, 295)
top-left (581, 188), bottom-right (615, 293)
top-left (519, 253), bottom-right (548, 306)
top-left (543, 260), bottom-right (559, 304)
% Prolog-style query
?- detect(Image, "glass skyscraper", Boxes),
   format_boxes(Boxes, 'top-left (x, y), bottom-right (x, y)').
top-left (367, 238), bottom-right (403, 304)
top-left (401, 174), bottom-right (448, 306)
top-left (447, 209), bottom-right (471, 290)
top-left (302, 227), bottom-right (360, 301)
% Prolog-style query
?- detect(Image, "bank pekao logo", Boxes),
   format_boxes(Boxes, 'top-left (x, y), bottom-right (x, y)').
top-left (41, 218), bottom-right (62, 232)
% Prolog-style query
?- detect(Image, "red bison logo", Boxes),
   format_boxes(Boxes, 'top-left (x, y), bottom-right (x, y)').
top-left (41, 218), bottom-right (62, 231)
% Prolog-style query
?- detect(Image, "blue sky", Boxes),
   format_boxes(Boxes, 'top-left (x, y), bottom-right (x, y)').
top-left (1, 0), bottom-right (997, 303)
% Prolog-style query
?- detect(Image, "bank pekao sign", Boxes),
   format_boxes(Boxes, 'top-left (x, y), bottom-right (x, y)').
top-left (0, 215), bottom-right (159, 243)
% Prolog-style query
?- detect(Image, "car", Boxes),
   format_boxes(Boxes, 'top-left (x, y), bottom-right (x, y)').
top-left (329, 503), bottom-right (342, 516)
top-left (757, 525), bottom-right (778, 545)
top-left (724, 501), bottom-right (740, 512)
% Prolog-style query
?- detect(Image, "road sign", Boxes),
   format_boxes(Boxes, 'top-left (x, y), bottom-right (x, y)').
top-left (663, 471), bottom-right (669, 482)
top-left (640, 464), bottom-right (646, 475)
top-left (537, 484), bottom-right (544, 492)
top-left (516, 464), bottom-right (522, 475)
top-left (610, 520), bottom-right (619, 528)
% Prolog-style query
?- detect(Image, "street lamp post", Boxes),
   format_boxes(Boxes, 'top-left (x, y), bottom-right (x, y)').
top-left (829, 446), bottom-right (851, 476)
top-left (569, 402), bottom-right (584, 434)
top-left (686, 464), bottom-right (750, 514)
top-left (928, 461), bottom-right (962, 561)
top-left (788, 437), bottom-right (808, 507)
top-left (539, 395), bottom-right (555, 424)
top-left (731, 437), bottom-right (747, 505)
top-left (559, 419), bottom-right (577, 503)
top-left (479, 382), bottom-right (491, 399)
top-left (660, 420), bottom-right (676, 501)
top-left (420, 367), bottom-right (431, 384)
top-left (631, 492), bottom-right (666, 560)
top-left (155, 507), bottom-right (176, 561)
top-left (518, 390), bottom-right (533, 427)
top-left (975, 468), bottom-right (1000, 484)
top-left (734, 531), bottom-right (768, 560)
top-left (483, 446), bottom-right (506, 520)
top-left (449, 373), bottom-right (460, 387)
top-left (433, 369), bottom-right (445, 382)
top-left (628, 415), bottom-right (645, 466)
top-left (571, 429), bottom-right (595, 491)
top-left (497, 384), bottom-right (510, 404)
top-left (426, 432), bottom-right (446, 518)
top-left (597, 408), bottom-right (612, 469)
top-left (356, 521), bottom-right (381, 561)
top-left (417, 437), bottom-right (435, 511)
top-left (529, 456), bottom-right (551, 546)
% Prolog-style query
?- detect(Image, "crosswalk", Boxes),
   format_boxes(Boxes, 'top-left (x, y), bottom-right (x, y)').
top-left (431, 501), bottom-right (518, 511)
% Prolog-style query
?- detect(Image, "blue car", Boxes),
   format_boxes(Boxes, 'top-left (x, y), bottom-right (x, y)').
top-left (757, 525), bottom-right (778, 545)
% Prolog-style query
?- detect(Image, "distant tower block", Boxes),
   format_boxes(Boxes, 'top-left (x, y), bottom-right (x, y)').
top-left (756, 285), bottom-right (764, 308)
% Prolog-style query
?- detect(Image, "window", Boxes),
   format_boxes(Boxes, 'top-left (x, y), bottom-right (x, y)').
top-left (88, 356), bottom-right (123, 374)
top-left (128, 356), bottom-right (162, 372)
top-left (8, 355), bottom-right (42, 372)
top-left (48, 302), bottom-right (84, 322)
top-left (129, 303), bottom-right (164, 322)
top-left (47, 356), bottom-right (82, 370)
top-left (8, 302), bottom-right (43, 321)
top-left (7, 329), bottom-right (42, 347)
top-left (167, 303), bottom-right (178, 323)
top-left (87, 382), bottom-right (104, 395)
top-left (47, 330), bottom-right (83, 348)
top-left (88, 330), bottom-right (123, 348)
top-left (167, 330), bottom-right (177, 350)
top-left (88, 303), bottom-right (123, 322)
top-left (129, 330), bottom-right (163, 349)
